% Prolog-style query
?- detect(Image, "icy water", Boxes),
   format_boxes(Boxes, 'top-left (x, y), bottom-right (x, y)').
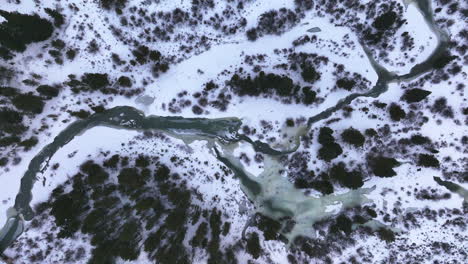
top-left (0, 0), bottom-right (450, 253)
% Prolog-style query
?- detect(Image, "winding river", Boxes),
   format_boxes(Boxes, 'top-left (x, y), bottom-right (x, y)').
top-left (0, 0), bottom-right (452, 253)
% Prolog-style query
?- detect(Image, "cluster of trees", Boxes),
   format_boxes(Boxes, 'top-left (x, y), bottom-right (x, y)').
top-left (11, 92), bottom-right (45, 114)
top-left (0, 82), bottom-right (60, 150)
top-left (293, 0), bottom-right (406, 54)
top-left (65, 73), bottom-right (137, 96)
top-left (228, 71), bottom-right (317, 105)
top-left (99, 0), bottom-right (128, 10)
top-left (431, 97), bottom-right (454, 119)
top-left (389, 103), bottom-right (406, 121)
top-left (362, 7), bottom-right (405, 46)
top-left (294, 171), bottom-right (335, 195)
top-left (0, 11), bottom-right (53, 51)
top-left (329, 162), bottom-right (364, 189)
top-left (341, 127), bottom-right (365, 147)
top-left (336, 78), bottom-right (356, 91)
top-left (45, 154), bottom-right (268, 263)
top-left (293, 127), bottom-right (369, 191)
top-left (246, 8), bottom-right (299, 41)
top-left (317, 127), bottom-right (343, 162)
top-left (131, 45), bottom-right (162, 65)
top-left (130, 45), bottom-right (170, 77)
top-left (368, 156), bottom-right (400, 177)
top-left (0, 10), bottom-right (57, 59)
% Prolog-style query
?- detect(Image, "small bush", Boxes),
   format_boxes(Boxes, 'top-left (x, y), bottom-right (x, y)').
top-left (103, 154), bottom-right (120, 168)
top-left (118, 76), bottom-right (132, 87)
top-left (37, 85), bottom-right (59, 97)
top-left (81, 73), bottom-right (109, 90)
top-left (417, 154), bottom-right (439, 168)
top-left (318, 143), bottom-right (343, 162)
top-left (135, 155), bottom-right (150, 167)
top-left (246, 28), bottom-right (258, 41)
top-left (246, 232), bottom-right (261, 259)
top-left (318, 127), bottom-right (335, 145)
top-left (331, 215), bottom-right (352, 234)
top-left (302, 86), bottom-right (316, 104)
top-left (0, 157), bottom-right (8, 166)
top-left (389, 103), bottom-right (406, 121)
top-left (19, 136), bottom-right (38, 149)
top-left (336, 78), bottom-right (355, 91)
top-left (410, 134), bottom-right (430, 145)
top-left (69, 110), bottom-right (91, 119)
top-left (100, 0), bottom-right (128, 9)
top-left (369, 156), bottom-right (399, 177)
top-left (341, 128), bottom-right (365, 147)
top-left (402, 88), bottom-right (431, 103)
top-left (301, 65), bottom-right (320, 83)
top-left (377, 228), bottom-right (396, 243)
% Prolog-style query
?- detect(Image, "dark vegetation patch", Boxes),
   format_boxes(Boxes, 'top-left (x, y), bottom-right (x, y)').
top-left (294, 0), bottom-right (406, 58)
top-left (288, 152), bottom-right (335, 194)
top-left (0, 10), bottom-right (54, 53)
top-left (18, 136), bottom-right (38, 150)
top-left (431, 97), bottom-right (454, 118)
top-left (117, 76), bottom-right (132, 87)
top-left (289, 206), bottom-right (391, 261)
top-left (0, 108), bottom-right (23, 130)
top-left (402, 88), bottom-right (431, 103)
top-left (65, 73), bottom-right (142, 96)
top-left (36, 85), bottom-right (59, 98)
top-left (329, 163), bottom-right (364, 189)
top-left (100, 0), bottom-right (128, 10)
top-left (417, 154), bottom-right (440, 168)
top-left (0, 135), bottom-right (20, 147)
top-left (44, 8), bottom-right (65, 28)
top-left (415, 188), bottom-right (450, 200)
top-left (81, 73), bottom-right (110, 90)
top-left (317, 127), bottom-right (343, 162)
top-left (389, 103), bottom-right (406, 121)
top-left (246, 232), bottom-right (262, 259)
top-left (229, 71), bottom-right (301, 98)
top-left (376, 227), bottom-right (396, 243)
top-left (190, 50), bottom-right (369, 114)
top-left (368, 156), bottom-right (400, 177)
top-left (69, 110), bottom-right (91, 119)
top-left (372, 11), bottom-right (397, 30)
top-left (12, 93), bottom-right (45, 114)
top-left (341, 127), bottom-right (365, 147)
top-left (410, 134), bottom-right (431, 145)
top-left (42, 156), bottom-right (241, 263)
top-left (246, 8), bottom-right (300, 41)
top-left (432, 52), bottom-right (457, 69)
top-left (336, 78), bottom-right (356, 91)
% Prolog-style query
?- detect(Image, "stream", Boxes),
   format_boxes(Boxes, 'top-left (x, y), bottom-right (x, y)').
top-left (0, 0), bottom-right (451, 253)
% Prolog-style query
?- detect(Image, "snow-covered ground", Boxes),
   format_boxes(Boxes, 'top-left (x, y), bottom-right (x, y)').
top-left (0, 0), bottom-right (466, 263)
